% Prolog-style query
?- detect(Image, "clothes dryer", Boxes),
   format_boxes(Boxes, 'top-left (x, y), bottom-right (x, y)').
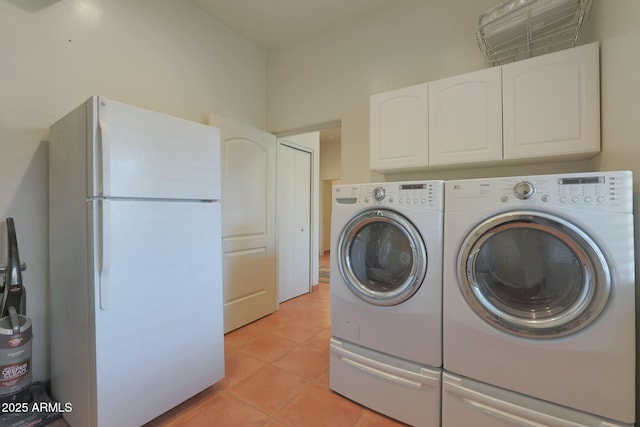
top-left (330, 181), bottom-right (443, 426)
top-left (443, 171), bottom-right (635, 424)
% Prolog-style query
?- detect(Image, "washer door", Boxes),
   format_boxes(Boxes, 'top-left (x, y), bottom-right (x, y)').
top-left (458, 211), bottom-right (610, 338)
top-left (338, 209), bottom-right (427, 306)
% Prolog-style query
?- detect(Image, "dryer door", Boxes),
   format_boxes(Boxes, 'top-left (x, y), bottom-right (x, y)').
top-left (338, 209), bottom-right (427, 306)
top-left (459, 211), bottom-right (610, 338)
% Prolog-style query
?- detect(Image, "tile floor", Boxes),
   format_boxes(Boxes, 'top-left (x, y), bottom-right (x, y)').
top-left (142, 256), bottom-right (406, 427)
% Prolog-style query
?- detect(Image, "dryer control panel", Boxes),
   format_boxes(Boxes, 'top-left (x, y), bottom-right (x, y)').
top-left (360, 181), bottom-right (443, 211)
top-left (446, 171), bottom-right (632, 214)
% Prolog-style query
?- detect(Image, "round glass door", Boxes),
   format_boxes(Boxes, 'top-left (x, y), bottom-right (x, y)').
top-left (458, 211), bottom-right (610, 338)
top-left (338, 209), bottom-right (427, 306)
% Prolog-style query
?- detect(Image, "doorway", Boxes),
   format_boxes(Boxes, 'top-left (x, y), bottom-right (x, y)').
top-left (317, 126), bottom-right (342, 286)
top-left (276, 123), bottom-right (341, 298)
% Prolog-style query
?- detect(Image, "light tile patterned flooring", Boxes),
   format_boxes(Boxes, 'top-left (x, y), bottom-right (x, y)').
top-left (145, 257), bottom-right (406, 427)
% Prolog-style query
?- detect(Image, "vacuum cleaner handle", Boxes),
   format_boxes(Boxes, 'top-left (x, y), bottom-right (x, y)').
top-left (0, 218), bottom-right (24, 318)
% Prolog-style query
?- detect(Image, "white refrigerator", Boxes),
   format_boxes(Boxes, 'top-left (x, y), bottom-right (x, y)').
top-left (49, 96), bottom-right (224, 427)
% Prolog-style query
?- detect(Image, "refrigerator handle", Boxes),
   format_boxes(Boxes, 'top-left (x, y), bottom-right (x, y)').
top-left (97, 199), bottom-right (111, 310)
top-left (97, 102), bottom-right (111, 196)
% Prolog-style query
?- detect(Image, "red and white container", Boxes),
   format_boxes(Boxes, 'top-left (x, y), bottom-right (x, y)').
top-left (0, 309), bottom-right (32, 403)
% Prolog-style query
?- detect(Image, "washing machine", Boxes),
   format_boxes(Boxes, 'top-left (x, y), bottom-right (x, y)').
top-left (330, 180), bottom-right (443, 427)
top-left (442, 171), bottom-right (635, 425)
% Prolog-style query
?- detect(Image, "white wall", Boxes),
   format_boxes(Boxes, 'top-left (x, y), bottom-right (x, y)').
top-left (591, 1), bottom-right (640, 174)
top-left (589, 2), bottom-right (640, 422)
top-left (320, 137), bottom-right (341, 180)
top-left (0, 0), bottom-right (266, 382)
top-left (266, 0), bottom-right (600, 184)
top-left (265, 0), bottom-right (493, 182)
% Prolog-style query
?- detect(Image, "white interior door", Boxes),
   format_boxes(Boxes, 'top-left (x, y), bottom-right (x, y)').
top-left (277, 143), bottom-right (312, 302)
top-left (209, 113), bottom-right (276, 333)
top-left (277, 132), bottom-right (319, 303)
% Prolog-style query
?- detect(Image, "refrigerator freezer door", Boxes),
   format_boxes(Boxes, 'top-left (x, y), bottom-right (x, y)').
top-left (90, 199), bottom-right (224, 427)
top-left (95, 96), bottom-right (220, 200)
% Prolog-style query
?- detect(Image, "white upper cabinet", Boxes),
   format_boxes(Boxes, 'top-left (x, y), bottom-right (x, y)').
top-left (369, 42), bottom-right (600, 173)
top-left (428, 67), bottom-right (503, 166)
top-left (370, 83), bottom-right (429, 172)
top-left (502, 42), bottom-right (600, 160)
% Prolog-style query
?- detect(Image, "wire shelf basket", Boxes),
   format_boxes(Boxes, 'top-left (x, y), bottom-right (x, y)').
top-left (477, 0), bottom-right (593, 66)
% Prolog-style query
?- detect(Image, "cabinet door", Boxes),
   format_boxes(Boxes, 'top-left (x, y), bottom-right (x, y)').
top-left (370, 83), bottom-right (428, 172)
top-left (429, 67), bottom-right (503, 166)
top-left (503, 42), bottom-right (600, 160)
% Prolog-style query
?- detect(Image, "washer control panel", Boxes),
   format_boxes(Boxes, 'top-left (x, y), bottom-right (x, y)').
top-left (446, 171), bottom-right (632, 213)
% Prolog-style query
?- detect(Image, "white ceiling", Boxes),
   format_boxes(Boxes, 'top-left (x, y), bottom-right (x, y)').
top-left (191, 0), bottom-right (398, 50)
